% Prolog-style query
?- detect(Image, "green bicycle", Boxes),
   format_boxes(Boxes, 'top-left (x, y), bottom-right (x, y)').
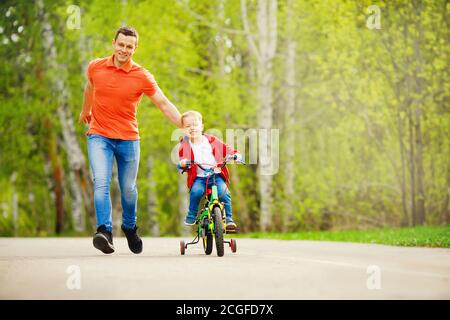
top-left (178, 155), bottom-right (245, 257)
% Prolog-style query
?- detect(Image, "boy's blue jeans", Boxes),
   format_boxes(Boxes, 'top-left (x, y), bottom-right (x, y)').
top-left (87, 134), bottom-right (140, 232)
top-left (187, 174), bottom-right (232, 223)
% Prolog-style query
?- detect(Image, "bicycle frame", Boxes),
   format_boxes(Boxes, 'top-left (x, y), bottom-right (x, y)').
top-left (197, 178), bottom-right (225, 239)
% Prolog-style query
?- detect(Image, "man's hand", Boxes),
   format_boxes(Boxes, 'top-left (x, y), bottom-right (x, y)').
top-left (78, 111), bottom-right (91, 124)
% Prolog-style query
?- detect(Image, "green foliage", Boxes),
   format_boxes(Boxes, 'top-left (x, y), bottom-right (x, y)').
top-left (0, 0), bottom-right (448, 238)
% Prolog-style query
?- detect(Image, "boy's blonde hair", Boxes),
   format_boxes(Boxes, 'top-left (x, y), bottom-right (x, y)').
top-left (181, 110), bottom-right (203, 126)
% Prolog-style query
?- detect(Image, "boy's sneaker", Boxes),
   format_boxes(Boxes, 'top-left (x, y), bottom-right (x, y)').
top-left (121, 225), bottom-right (143, 254)
top-left (226, 220), bottom-right (237, 231)
top-left (184, 215), bottom-right (196, 226)
top-left (93, 225), bottom-right (115, 254)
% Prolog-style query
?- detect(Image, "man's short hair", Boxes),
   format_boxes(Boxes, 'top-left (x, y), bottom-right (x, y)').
top-left (114, 26), bottom-right (139, 45)
top-left (181, 111), bottom-right (203, 126)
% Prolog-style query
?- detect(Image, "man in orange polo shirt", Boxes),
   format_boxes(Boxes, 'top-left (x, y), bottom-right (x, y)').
top-left (79, 26), bottom-right (181, 255)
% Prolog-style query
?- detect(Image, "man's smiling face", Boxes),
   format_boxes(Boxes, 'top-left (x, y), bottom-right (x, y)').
top-left (112, 33), bottom-right (137, 65)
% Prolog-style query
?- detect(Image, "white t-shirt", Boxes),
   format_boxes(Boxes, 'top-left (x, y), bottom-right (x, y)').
top-left (189, 136), bottom-right (217, 177)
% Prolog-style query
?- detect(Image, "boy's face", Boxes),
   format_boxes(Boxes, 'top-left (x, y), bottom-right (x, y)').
top-left (183, 115), bottom-right (203, 139)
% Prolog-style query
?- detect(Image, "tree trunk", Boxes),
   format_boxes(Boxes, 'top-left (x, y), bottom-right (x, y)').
top-left (414, 106), bottom-right (426, 225)
top-left (68, 170), bottom-right (84, 232)
top-left (443, 167), bottom-right (450, 225)
top-left (53, 155), bottom-right (64, 234)
top-left (283, 0), bottom-right (296, 232)
top-left (217, 0), bottom-right (226, 75)
top-left (413, 1), bottom-right (426, 225)
top-left (79, 30), bottom-right (95, 231)
top-left (147, 156), bottom-right (159, 236)
top-left (43, 118), bottom-right (65, 234)
top-left (43, 151), bottom-right (55, 234)
top-left (216, 0), bottom-right (252, 230)
top-left (241, 0), bottom-right (278, 231)
top-left (407, 106), bottom-right (417, 225)
top-left (396, 107), bottom-right (410, 226)
top-left (380, 24), bottom-right (412, 226)
top-left (10, 172), bottom-right (18, 236)
top-left (37, 0), bottom-right (93, 232)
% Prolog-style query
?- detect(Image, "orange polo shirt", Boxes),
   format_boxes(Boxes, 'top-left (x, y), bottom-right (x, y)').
top-left (87, 55), bottom-right (158, 140)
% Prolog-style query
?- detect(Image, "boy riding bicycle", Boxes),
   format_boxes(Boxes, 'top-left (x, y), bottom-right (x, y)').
top-left (178, 111), bottom-right (242, 231)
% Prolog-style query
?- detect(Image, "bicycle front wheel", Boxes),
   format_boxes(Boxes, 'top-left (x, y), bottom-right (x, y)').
top-left (213, 207), bottom-right (224, 257)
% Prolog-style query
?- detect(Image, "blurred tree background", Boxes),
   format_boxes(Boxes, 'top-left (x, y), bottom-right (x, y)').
top-left (0, 0), bottom-right (448, 236)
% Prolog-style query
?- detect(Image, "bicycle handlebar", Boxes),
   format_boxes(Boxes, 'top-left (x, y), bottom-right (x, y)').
top-left (177, 154), bottom-right (246, 172)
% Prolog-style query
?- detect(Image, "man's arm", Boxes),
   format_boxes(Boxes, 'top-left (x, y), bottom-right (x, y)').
top-left (149, 88), bottom-right (182, 128)
top-left (79, 80), bottom-right (93, 124)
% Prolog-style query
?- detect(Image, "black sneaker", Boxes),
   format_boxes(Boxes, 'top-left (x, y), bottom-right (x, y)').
top-left (121, 225), bottom-right (143, 254)
top-left (93, 225), bottom-right (115, 254)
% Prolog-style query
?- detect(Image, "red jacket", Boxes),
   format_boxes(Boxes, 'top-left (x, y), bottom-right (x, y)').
top-left (178, 134), bottom-right (238, 190)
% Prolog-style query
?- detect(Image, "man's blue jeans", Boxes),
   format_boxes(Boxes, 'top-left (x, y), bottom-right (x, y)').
top-left (87, 134), bottom-right (140, 232)
top-left (188, 174), bottom-right (232, 223)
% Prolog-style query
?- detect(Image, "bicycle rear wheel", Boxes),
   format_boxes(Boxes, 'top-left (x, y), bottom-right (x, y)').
top-left (203, 232), bottom-right (213, 255)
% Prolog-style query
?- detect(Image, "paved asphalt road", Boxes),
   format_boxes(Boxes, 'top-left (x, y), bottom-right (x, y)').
top-left (0, 237), bottom-right (449, 299)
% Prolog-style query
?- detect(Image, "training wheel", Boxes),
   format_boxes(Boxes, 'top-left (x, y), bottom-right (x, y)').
top-left (180, 240), bottom-right (185, 255)
top-left (230, 239), bottom-right (237, 253)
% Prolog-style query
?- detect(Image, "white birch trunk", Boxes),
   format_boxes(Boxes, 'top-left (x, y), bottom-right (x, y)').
top-left (241, 0), bottom-right (277, 231)
top-left (37, 0), bottom-right (88, 231)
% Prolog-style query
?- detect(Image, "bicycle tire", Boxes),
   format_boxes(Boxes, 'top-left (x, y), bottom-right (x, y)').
top-left (203, 232), bottom-right (213, 255)
top-left (213, 207), bottom-right (224, 257)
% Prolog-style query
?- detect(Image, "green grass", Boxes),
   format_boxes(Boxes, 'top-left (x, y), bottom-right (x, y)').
top-left (236, 225), bottom-right (450, 248)
top-left (7, 225), bottom-right (449, 248)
